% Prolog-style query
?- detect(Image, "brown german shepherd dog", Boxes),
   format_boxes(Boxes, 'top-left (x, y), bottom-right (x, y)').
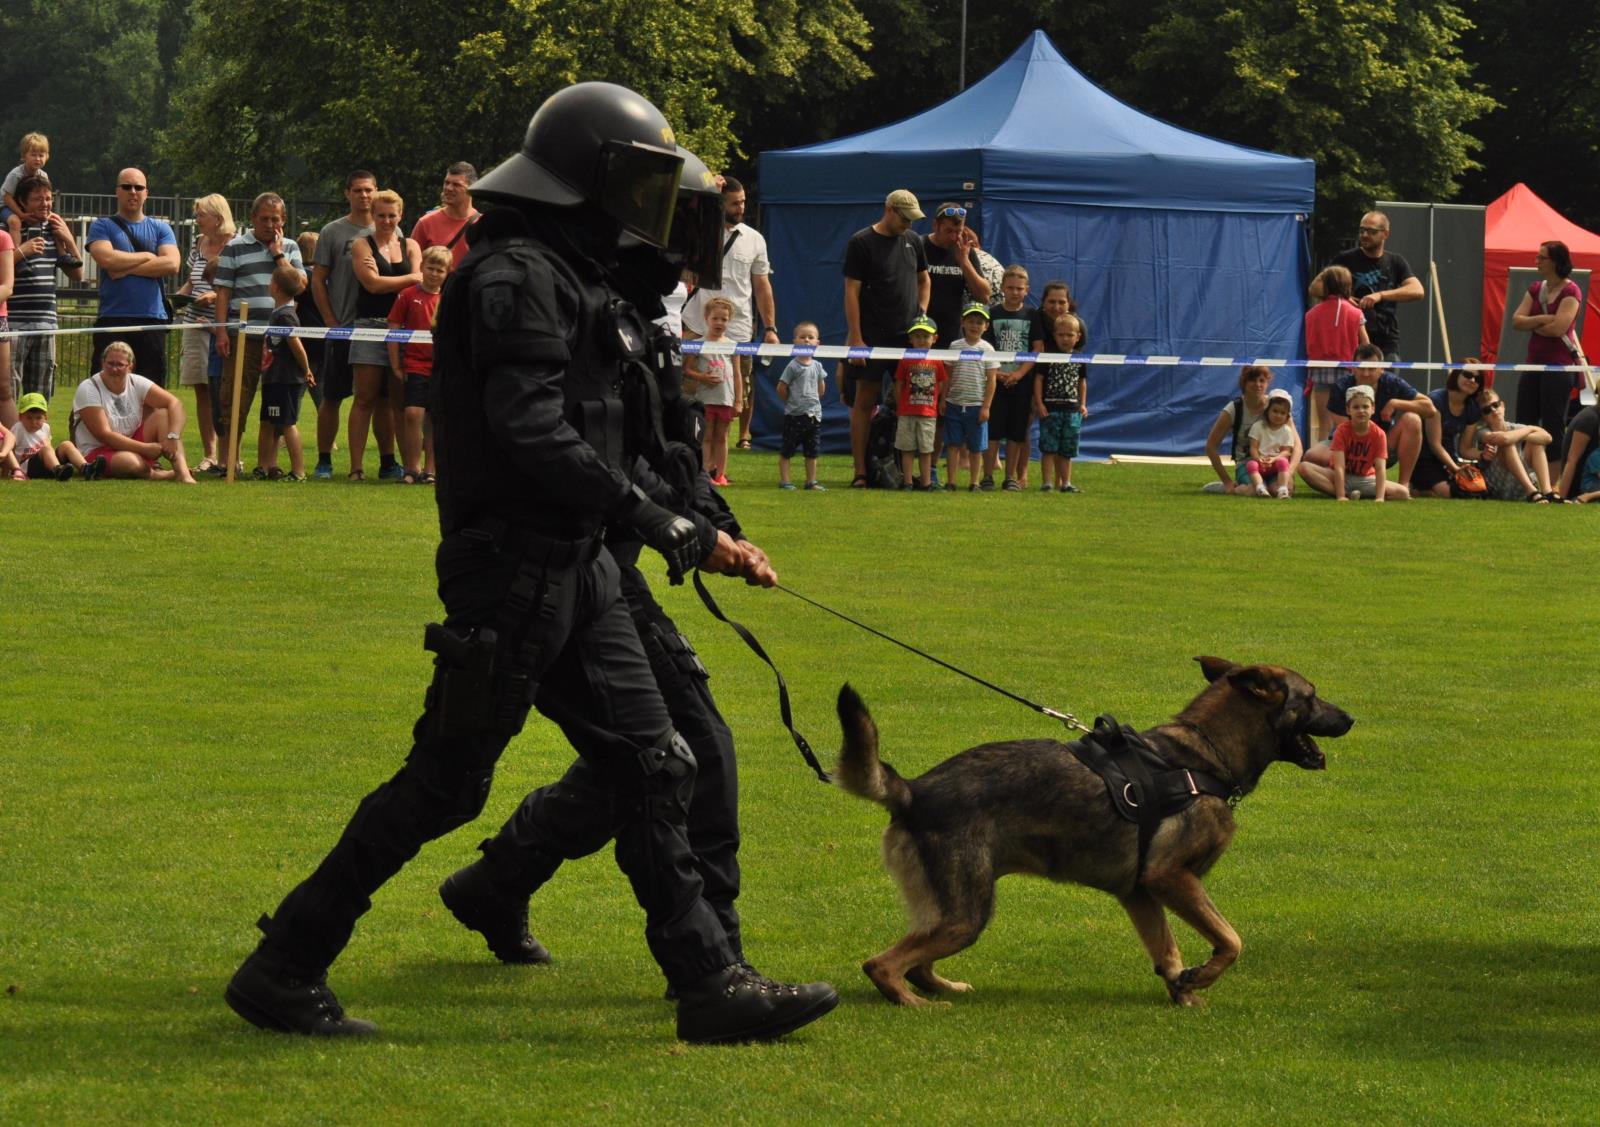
top-left (834, 657), bottom-right (1353, 1006)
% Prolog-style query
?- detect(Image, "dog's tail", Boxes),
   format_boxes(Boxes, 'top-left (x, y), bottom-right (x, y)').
top-left (835, 684), bottom-right (913, 816)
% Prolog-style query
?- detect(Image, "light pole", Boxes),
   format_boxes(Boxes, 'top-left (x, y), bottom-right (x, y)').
top-left (958, 0), bottom-right (968, 91)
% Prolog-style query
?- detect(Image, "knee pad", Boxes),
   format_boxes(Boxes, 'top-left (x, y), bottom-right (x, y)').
top-left (623, 729), bottom-right (697, 823)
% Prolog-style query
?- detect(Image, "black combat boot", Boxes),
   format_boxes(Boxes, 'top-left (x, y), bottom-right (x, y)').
top-left (225, 943), bottom-right (376, 1037)
top-left (675, 964), bottom-right (838, 1044)
top-left (438, 859), bottom-right (553, 965)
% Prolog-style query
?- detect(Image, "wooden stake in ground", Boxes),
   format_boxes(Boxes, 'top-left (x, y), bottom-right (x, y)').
top-left (1429, 261), bottom-right (1452, 365)
top-left (225, 301), bottom-right (249, 484)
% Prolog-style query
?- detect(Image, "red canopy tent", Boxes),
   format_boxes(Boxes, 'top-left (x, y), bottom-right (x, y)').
top-left (1481, 183), bottom-right (1600, 362)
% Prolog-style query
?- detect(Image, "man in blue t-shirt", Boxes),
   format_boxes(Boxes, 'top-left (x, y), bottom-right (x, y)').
top-left (1300, 342), bottom-right (1436, 489)
top-left (85, 168), bottom-right (180, 386)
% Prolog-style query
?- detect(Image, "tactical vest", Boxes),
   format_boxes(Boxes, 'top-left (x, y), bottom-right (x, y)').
top-left (432, 227), bottom-right (645, 539)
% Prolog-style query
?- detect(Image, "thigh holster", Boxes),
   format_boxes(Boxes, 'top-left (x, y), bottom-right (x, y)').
top-left (639, 620), bottom-right (708, 695)
top-left (423, 622), bottom-right (501, 744)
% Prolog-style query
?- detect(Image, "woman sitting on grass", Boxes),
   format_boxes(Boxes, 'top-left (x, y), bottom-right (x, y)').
top-left (1462, 390), bottom-right (1556, 502)
top-left (1203, 365), bottom-right (1275, 494)
top-left (1411, 365), bottom-right (1484, 498)
top-left (66, 340), bottom-right (197, 483)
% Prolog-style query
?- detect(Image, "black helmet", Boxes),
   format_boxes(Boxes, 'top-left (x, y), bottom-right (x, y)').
top-left (671, 147), bottom-right (724, 289)
top-left (474, 82), bottom-right (684, 248)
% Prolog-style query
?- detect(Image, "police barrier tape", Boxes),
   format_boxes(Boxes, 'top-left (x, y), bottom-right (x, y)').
top-left (7, 319), bottom-right (1593, 377)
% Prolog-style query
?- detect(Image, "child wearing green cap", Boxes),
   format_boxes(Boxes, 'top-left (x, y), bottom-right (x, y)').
top-left (944, 302), bottom-right (998, 490)
top-left (892, 316), bottom-right (948, 490)
top-left (6, 391), bottom-right (72, 480)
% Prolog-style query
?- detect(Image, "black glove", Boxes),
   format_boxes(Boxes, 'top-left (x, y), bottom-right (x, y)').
top-left (615, 485), bottom-right (700, 584)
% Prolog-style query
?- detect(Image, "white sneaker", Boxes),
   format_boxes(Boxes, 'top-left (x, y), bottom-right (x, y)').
top-left (1201, 481), bottom-right (1228, 494)
top-left (1276, 486), bottom-right (1291, 499)
top-left (1254, 484), bottom-right (1270, 497)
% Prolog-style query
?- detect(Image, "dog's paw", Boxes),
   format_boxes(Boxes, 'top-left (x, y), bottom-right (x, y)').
top-left (1165, 968), bottom-right (1206, 1007)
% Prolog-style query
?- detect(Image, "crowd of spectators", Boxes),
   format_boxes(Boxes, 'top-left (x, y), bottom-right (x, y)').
top-left (2, 142), bottom-right (1593, 502)
top-left (0, 143), bottom-right (474, 485)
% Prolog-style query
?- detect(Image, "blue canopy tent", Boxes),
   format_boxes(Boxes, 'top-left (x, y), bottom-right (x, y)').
top-left (754, 30), bottom-right (1316, 457)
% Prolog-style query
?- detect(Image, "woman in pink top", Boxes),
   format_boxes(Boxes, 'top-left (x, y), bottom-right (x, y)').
top-left (1511, 239), bottom-right (1584, 475)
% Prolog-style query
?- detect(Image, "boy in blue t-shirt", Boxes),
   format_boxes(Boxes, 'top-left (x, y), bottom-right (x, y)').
top-left (777, 321), bottom-right (827, 490)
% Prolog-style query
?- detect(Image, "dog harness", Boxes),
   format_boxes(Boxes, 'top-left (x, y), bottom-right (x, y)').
top-left (1069, 715), bottom-right (1237, 875)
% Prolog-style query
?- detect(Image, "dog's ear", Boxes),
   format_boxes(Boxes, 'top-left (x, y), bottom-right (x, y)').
top-left (1195, 656), bottom-right (1237, 683)
top-left (1224, 664), bottom-right (1287, 706)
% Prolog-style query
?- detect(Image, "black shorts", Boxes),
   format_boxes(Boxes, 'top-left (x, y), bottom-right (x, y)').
top-left (843, 357), bottom-right (895, 409)
top-left (403, 373), bottom-right (431, 410)
top-left (992, 386), bottom-right (1035, 444)
top-left (319, 337), bottom-right (354, 403)
top-left (260, 382), bottom-right (306, 428)
top-left (780, 414), bottom-right (820, 459)
top-left (1410, 453), bottom-right (1450, 492)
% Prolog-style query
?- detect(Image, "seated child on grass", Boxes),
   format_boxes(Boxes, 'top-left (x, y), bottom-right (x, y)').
top-left (8, 391), bottom-right (73, 479)
top-left (1245, 388), bottom-right (1302, 497)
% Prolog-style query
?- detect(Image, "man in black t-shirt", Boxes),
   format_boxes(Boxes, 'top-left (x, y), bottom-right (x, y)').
top-left (1310, 210), bottom-right (1424, 358)
top-left (843, 189), bottom-right (930, 486)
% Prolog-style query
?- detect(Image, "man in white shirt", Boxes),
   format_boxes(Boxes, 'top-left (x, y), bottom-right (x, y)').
top-left (681, 177), bottom-right (777, 451)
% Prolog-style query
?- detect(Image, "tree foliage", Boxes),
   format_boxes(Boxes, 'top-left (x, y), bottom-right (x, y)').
top-left (160, 0), bottom-right (870, 222)
top-left (0, 0), bottom-right (188, 195)
top-left (1456, 1), bottom-right (1600, 232)
top-left (815, 1), bottom-right (1496, 254)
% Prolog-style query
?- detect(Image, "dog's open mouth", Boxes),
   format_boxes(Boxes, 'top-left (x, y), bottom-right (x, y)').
top-left (1283, 732), bottom-right (1326, 770)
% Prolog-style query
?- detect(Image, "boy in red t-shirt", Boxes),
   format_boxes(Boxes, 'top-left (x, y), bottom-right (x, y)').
top-left (1304, 265), bottom-right (1370, 442)
top-left (387, 246), bottom-right (449, 483)
top-left (1298, 382), bottom-right (1408, 501)
top-left (893, 315), bottom-right (948, 490)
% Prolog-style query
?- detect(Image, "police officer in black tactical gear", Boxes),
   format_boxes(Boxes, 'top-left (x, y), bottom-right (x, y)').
top-left (435, 147), bottom-right (765, 979)
top-left (224, 82), bottom-right (838, 1045)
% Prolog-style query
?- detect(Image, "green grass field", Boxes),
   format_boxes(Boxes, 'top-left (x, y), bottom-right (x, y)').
top-left (4, 454), bottom-right (1598, 1125)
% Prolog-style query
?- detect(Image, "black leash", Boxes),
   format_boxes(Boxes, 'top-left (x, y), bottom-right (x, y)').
top-left (692, 571), bottom-right (832, 783)
top-left (774, 584), bottom-right (1091, 734)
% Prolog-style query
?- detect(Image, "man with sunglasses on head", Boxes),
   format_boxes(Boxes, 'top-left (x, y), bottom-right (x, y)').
top-left (922, 203), bottom-right (991, 349)
top-left (85, 169), bottom-right (180, 385)
top-left (1310, 210), bottom-right (1424, 360)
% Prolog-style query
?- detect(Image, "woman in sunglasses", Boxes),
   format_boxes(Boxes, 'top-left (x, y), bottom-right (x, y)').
top-left (1412, 364), bottom-right (1484, 497)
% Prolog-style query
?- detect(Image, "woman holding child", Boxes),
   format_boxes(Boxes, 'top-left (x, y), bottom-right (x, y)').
top-left (1203, 365), bottom-right (1277, 494)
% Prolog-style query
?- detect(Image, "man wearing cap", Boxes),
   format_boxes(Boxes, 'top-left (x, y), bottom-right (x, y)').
top-left (1300, 341), bottom-right (1435, 489)
top-left (922, 202), bottom-right (990, 349)
top-left (843, 189), bottom-right (930, 487)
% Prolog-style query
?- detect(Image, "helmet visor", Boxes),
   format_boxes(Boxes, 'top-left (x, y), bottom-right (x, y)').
top-left (597, 141), bottom-right (683, 249)
top-left (671, 190), bottom-right (724, 289)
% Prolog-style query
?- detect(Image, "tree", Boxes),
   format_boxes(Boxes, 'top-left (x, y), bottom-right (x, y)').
top-left (770, 2), bottom-right (1494, 256)
top-left (0, 0), bottom-right (189, 198)
top-left (1456, 1), bottom-right (1600, 232)
top-left (160, 0), bottom-right (870, 223)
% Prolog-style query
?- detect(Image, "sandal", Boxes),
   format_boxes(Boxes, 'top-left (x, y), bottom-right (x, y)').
top-left (1543, 491), bottom-right (1569, 504)
top-left (850, 475), bottom-right (868, 489)
top-left (349, 469), bottom-right (365, 482)
top-left (195, 457), bottom-right (219, 474)
top-left (401, 471), bottom-right (420, 485)
top-left (1525, 491), bottom-right (1548, 504)
top-left (736, 438), bottom-right (752, 450)
top-left (417, 471), bottom-right (436, 485)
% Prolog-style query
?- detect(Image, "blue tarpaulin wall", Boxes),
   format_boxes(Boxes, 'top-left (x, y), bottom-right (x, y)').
top-left (753, 30), bottom-right (1316, 458)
